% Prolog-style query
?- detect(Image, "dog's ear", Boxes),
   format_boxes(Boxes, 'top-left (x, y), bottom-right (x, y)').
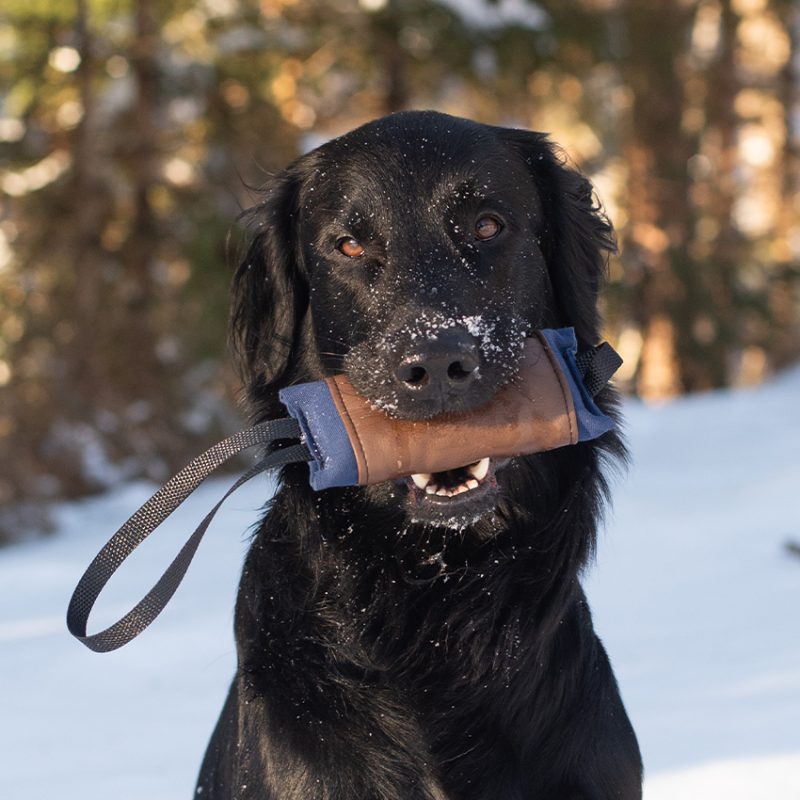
top-left (230, 166), bottom-right (309, 404)
top-left (498, 128), bottom-right (616, 346)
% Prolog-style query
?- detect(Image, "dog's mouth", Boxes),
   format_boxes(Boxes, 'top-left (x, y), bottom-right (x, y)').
top-left (407, 457), bottom-right (494, 498)
top-left (403, 457), bottom-right (507, 527)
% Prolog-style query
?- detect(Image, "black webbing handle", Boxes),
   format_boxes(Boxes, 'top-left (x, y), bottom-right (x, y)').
top-left (67, 417), bottom-right (310, 653)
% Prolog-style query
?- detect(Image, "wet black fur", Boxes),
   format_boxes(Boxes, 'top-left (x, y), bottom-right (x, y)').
top-left (196, 111), bottom-right (642, 799)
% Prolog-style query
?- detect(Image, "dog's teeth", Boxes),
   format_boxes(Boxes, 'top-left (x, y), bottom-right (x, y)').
top-left (411, 472), bottom-right (432, 490)
top-left (421, 469), bottom-right (487, 500)
top-left (468, 458), bottom-right (490, 481)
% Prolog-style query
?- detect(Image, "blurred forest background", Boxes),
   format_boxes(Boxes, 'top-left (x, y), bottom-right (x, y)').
top-left (1, 0), bottom-right (799, 541)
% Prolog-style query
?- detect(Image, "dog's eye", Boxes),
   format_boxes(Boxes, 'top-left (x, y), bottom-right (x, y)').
top-left (474, 215), bottom-right (502, 241)
top-left (336, 237), bottom-right (365, 258)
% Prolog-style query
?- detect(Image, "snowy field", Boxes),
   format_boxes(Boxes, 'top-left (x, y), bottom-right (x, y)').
top-left (2, 369), bottom-right (799, 799)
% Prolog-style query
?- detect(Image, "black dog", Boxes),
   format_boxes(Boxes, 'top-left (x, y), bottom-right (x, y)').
top-left (196, 111), bottom-right (642, 799)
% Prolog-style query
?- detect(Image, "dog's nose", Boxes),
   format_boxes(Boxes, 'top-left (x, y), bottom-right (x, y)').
top-left (394, 330), bottom-right (480, 398)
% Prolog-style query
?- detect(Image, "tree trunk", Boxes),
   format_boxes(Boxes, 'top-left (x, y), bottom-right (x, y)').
top-left (620, 1), bottom-right (697, 397)
top-left (692, 0), bottom-right (743, 388)
top-left (772, 0), bottom-right (800, 369)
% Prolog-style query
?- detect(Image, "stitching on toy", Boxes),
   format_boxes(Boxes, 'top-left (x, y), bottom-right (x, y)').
top-left (537, 333), bottom-right (575, 445)
top-left (330, 377), bottom-right (371, 484)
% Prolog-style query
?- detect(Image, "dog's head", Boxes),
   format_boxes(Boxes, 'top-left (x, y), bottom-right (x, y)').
top-left (232, 111), bottom-right (616, 530)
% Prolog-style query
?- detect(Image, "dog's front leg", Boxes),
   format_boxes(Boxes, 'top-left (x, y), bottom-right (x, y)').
top-left (228, 670), bottom-right (448, 800)
top-left (208, 527), bottom-right (449, 800)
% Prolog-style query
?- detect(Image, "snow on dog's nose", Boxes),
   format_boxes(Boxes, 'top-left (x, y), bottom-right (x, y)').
top-left (394, 329), bottom-right (481, 402)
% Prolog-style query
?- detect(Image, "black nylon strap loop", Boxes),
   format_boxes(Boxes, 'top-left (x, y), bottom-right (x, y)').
top-left (67, 418), bottom-right (309, 652)
top-left (576, 342), bottom-right (623, 397)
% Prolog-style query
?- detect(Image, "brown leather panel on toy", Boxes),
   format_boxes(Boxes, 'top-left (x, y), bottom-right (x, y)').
top-left (324, 333), bottom-right (578, 486)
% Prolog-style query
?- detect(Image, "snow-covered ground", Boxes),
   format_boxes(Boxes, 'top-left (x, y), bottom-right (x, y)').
top-left (2, 368), bottom-right (799, 799)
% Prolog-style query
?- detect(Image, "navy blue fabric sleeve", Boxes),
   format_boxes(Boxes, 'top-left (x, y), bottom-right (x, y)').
top-left (539, 328), bottom-right (616, 441)
top-left (278, 381), bottom-right (359, 490)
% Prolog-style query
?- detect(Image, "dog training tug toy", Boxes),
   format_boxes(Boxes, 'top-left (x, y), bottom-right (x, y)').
top-left (67, 327), bottom-right (621, 652)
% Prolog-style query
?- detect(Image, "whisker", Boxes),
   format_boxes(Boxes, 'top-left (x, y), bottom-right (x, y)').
top-left (317, 335), bottom-right (351, 349)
